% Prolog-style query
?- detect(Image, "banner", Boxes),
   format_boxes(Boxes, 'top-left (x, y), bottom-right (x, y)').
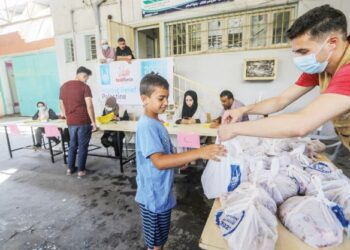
top-left (99, 58), bottom-right (174, 105)
top-left (142, 0), bottom-right (229, 17)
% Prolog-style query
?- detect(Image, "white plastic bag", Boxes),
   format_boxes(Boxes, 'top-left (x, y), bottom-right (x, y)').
top-left (279, 176), bottom-right (345, 248)
top-left (287, 164), bottom-right (311, 195)
top-left (201, 140), bottom-right (248, 199)
top-left (255, 158), bottom-right (299, 205)
top-left (216, 184), bottom-right (278, 250)
top-left (220, 182), bottom-right (277, 214)
top-left (306, 178), bottom-right (350, 215)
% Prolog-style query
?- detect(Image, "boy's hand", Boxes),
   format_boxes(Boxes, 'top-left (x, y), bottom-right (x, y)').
top-left (199, 144), bottom-right (226, 161)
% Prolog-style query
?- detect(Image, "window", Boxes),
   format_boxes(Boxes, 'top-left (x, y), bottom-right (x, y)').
top-left (168, 23), bottom-right (186, 55)
top-left (188, 23), bottom-right (201, 52)
top-left (228, 17), bottom-right (243, 48)
top-left (250, 14), bottom-right (268, 47)
top-left (272, 11), bottom-right (291, 44)
top-left (85, 34), bottom-right (97, 61)
top-left (208, 20), bottom-right (222, 49)
top-left (64, 38), bottom-right (74, 63)
top-left (166, 5), bottom-right (295, 56)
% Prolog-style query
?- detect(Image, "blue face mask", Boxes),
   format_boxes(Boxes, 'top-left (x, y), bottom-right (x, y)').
top-left (293, 39), bottom-right (332, 74)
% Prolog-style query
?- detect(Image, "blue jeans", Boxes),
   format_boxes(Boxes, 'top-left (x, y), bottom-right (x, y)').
top-left (67, 124), bottom-right (92, 172)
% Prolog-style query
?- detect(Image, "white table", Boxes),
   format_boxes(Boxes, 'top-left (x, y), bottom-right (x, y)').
top-left (0, 120), bottom-right (218, 172)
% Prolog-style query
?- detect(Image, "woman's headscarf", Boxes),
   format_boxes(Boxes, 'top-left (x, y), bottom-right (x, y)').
top-left (181, 90), bottom-right (198, 118)
top-left (104, 96), bottom-right (119, 115)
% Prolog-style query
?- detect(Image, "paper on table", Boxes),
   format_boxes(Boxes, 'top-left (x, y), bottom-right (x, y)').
top-left (177, 132), bottom-right (200, 148)
top-left (97, 112), bottom-right (114, 124)
top-left (8, 124), bottom-right (20, 134)
top-left (44, 125), bottom-right (61, 137)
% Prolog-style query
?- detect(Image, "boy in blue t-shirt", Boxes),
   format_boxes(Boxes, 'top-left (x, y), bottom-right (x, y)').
top-left (136, 73), bottom-right (226, 250)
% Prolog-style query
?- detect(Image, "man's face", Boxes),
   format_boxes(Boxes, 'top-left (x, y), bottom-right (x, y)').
top-left (76, 73), bottom-right (89, 83)
top-left (220, 96), bottom-right (233, 110)
top-left (142, 87), bottom-right (169, 114)
top-left (118, 41), bottom-right (126, 50)
top-left (291, 33), bottom-right (335, 65)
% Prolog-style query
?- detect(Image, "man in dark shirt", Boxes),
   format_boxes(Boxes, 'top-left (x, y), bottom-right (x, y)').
top-left (115, 37), bottom-right (135, 62)
top-left (59, 66), bottom-right (96, 178)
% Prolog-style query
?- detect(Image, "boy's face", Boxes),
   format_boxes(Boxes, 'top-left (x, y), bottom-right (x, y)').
top-left (141, 87), bottom-right (169, 114)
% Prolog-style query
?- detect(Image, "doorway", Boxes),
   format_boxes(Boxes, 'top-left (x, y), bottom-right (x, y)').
top-left (5, 61), bottom-right (20, 114)
top-left (137, 27), bottom-right (160, 59)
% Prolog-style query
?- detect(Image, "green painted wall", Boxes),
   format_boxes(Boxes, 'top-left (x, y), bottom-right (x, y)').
top-left (0, 77), bottom-right (6, 115)
top-left (12, 51), bottom-right (60, 116)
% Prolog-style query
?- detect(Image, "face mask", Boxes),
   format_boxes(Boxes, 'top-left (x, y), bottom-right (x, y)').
top-left (102, 44), bottom-right (109, 50)
top-left (105, 106), bottom-right (113, 112)
top-left (38, 107), bottom-right (45, 112)
top-left (293, 38), bottom-right (333, 74)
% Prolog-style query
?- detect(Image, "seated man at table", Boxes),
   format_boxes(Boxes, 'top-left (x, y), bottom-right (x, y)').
top-left (32, 101), bottom-right (60, 149)
top-left (115, 37), bottom-right (135, 63)
top-left (210, 90), bottom-right (249, 128)
top-left (100, 96), bottom-right (129, 157)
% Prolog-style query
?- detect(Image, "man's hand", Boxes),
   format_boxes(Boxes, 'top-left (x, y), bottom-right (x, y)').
top-left (222, 107), bottom-right (245, 124)
top-left (198, 144), bottom-right (227, 161)
top-left (210, 121), bottom-right (220, 128)
top-left (218, 123), bottom-right (235, 142)
top-left (91, 123), bottom-right (98, 132)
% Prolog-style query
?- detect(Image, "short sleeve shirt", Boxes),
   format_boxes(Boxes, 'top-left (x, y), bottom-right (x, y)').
top-left (116, 45), bottom-right (135, 59)
top-left (135, 115), bottom-right (175, 213)
top-left (59, 80), bottom-right (92, 125)
top-left (295, 63), bottom-right (350, 96)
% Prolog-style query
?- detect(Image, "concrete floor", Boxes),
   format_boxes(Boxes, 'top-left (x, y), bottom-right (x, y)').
top-left (0, 116), bottom-right (349, 250)
top-left (0, 119), bottom-right (212, 250)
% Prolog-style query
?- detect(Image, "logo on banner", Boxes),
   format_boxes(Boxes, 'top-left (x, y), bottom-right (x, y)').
top-left (115, 64), bottom-right (133, 84)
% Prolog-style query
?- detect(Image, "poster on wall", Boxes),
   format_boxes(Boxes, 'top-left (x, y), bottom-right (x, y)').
top-left (99, 58), bottom-right (174, 105)
top-left (142, 0), bottom-right (229, 17)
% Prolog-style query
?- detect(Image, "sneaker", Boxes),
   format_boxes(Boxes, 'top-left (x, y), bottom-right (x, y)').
top-left (33, 144), bottom-right (42, 150)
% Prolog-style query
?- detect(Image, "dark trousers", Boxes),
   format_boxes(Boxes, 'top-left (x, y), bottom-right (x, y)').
top-left (101, 131), bottom-right (124, 157)
top-left (67, 124), bottom-right (92, 172)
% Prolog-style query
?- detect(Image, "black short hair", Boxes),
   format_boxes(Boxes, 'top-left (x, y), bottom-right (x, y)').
top-left (118, 37), bottom-right (126, 43)
top-left (76, 66), bottom-right (92, 76)
top-left (220, 90), bottom-right (234, 99)
top-left (286, 5), bottom-right (347, 41)
top-left (36, 101), bottom-right (45, 107)
top-left (140, 73), bottom-right (169, 97)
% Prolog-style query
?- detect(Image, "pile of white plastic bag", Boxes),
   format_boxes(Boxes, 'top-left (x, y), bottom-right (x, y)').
top-left (201, 136), bottom-right (350, 250)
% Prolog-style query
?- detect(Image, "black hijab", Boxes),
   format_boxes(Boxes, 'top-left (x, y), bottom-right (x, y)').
top-left (181, 90), bottom-right (198, 118)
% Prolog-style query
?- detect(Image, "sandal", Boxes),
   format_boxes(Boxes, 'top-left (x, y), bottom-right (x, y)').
top-left (66, 169), bottom-right (73, 176)
top-left (77, 171), bottom-right (86, 179)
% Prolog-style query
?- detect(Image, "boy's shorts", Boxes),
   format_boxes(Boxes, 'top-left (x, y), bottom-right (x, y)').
top-left (139, 203), bottom-right (172, 249)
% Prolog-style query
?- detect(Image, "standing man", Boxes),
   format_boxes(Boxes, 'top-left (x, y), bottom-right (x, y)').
top-left (115, 37), bottom-right (135, 62)
top-left (60, 66), bottom-right (97, 178)
top-left (218, 5), bottom-right (350, 153)
top-left (210, 90), bottom-right (249, 128)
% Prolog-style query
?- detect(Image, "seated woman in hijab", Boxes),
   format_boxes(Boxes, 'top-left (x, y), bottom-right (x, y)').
top-left (175, 90), bottom-right (206, 125)
top-left (100, 96), bottom-right (129, 157)
top-left (174, 90), bottom-right (207, 166)
top-left (32, 101), bottom-right (60, 148)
